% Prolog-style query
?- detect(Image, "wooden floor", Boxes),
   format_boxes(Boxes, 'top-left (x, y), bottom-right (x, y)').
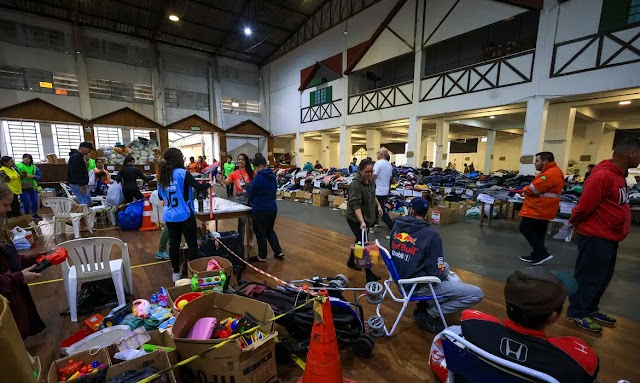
top-left (22, 212), bottom-right (640, 383)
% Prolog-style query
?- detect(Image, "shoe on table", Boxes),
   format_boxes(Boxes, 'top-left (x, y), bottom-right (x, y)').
top-left (519, 254), bottom-right (554, 265)
top-left (414, 311), bottom-right (445, 334)
top-left (565, 315), bottom-right (603, 332)
top-left (172, 272), bottom-right (182, 283)
top-left (590, 311), bottom-right (616, 326)
top-left (156, 250), bottom-right (170, 260)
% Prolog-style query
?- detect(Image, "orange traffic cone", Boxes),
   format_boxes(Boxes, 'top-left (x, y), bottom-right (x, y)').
top-left (298, 289), bottom-right (357, 383)
top-left (139, 197), bottom-right (159, 231)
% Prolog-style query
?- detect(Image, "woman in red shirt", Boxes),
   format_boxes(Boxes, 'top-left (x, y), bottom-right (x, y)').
top-left (218, 153), bottom-right (255, 246)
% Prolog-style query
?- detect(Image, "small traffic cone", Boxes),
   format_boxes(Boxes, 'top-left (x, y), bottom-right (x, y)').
top-left (298, 289), bottom-right (357, 383)
top-left (139, 197), bottom-right (159, 231)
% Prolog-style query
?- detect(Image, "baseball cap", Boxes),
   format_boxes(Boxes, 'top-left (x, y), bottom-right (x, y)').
top-left (79, 141), bottom-right (95, 150)
top-left (409, 197), bottom-right (430, 211)
top-left (504, 267), bottom-right (569, 317)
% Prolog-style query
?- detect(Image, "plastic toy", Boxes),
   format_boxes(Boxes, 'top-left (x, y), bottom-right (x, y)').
top-left (149, 306), bottom-right (171, 322)
top-left (150, 287), bottom-right (168, 307)
top-left (33, 248), bottom-right (68, 273)
top-left (132, 299), bottom-right (151, 318)
top-left (174, 292), bottom-right (203, 312)
top-left (192, 271), bottom-right (226, 293)
top-left (206, 258), bottom-right (221, 271)
top-left (57, 359), bottom-right (83, 378)
top-left (58, 361), bottom-right (107, 381)
top-left (142, 344), bottom-right (176, 353)
top-left (187, 317), bottom-right (218, 340)
top-left (84, 314), bottom-right (104, 332)
top-left (101, 303), bottom-right (132, 329)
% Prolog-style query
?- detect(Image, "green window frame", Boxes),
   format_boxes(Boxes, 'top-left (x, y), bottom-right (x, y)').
top-left (310, 86), bottom-right (332, 107)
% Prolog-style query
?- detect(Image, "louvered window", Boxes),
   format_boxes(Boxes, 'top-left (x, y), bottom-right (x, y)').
top-left (52, 124), bottom-right (83, 159)
top-left (94, 126), bottom-right (123, 148)
top-left (2, 120), bottom-right (45, 162)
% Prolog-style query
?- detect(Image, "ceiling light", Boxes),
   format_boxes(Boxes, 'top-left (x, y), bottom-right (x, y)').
top-left (481, 137), bottom-right (488, 142)
top-left (619, 100), bottom-right (631, 105)
top-left (168, 14), bottom-right (179, 21)
top-left (231, 102), bottom-right (240, 107)
top-left (244, 27), bottom-right (252, 36)
top-left (489, 115), bottom-right (496, 119)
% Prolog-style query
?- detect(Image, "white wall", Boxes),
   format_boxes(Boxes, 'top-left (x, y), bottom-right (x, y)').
top-left (447, 136), bottom-right (523, 172)
top-left (303, 140), bottom-right (322, 165)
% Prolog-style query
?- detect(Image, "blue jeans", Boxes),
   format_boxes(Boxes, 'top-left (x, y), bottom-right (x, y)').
top-left (414, 270), bottom-right (484, 317)
top-left (69, 184), bottom-right (92, 206)
top-left (21, 189), bottom-right (38, 215)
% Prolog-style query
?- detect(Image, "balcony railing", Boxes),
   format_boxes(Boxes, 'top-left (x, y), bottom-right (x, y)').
top-left (551, 24), bottom-right (640, 77)
top-left (300, 100), bottom-right (342, 123)
top-left (420, 49), bottom-right (535, 102)
top-left (348, 81), bottom-right (413, 115)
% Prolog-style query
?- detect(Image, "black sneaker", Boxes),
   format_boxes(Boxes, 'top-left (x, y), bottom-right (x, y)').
top-left (414, 312), bottom-right (445, 334)
top-left (248, 256), bottom-right (267, 263)
top-left (519, 254), bottom-right (554, 265)
top-left (347, 262), bottom-right (362, 272)
top-left (366, 272), bottom-right (381, 282)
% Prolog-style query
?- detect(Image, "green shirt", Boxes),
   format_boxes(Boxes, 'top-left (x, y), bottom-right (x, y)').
top-left (87, 158), bottom-right (96, 171)
top-left (15, 162), bottom-right (38, 189)
top-left (223, 162), bottom-right (236, 177)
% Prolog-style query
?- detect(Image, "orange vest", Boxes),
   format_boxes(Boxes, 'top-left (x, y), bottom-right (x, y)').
top-left (519, 161), bottom-right (564, 220)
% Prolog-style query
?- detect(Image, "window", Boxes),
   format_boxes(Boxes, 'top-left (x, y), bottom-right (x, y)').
top-left (164, 88), bottom-right (209, 111)
top-left (349, 53), bottom-right (415, 94)
top-left (94, 126), bottom-right (122, 148)
top-left (88, 78), bottom-right (153, 104)
top-left (131, 129), bottom-right (152, 140)
top-left (310, 87), bottom-right (332, 106)
top-left (599, 0), bottom-right (640, 32)
top-left (0, 66), bottom-right (79, 95)
top-left (630, 0), bottom-right (640, 23)
top-left (221, 97), bottom-right (260, 116)
top-left (52, 124), bottom-right (83, 159)
top-left (2, 120), bottom-right (45, 162)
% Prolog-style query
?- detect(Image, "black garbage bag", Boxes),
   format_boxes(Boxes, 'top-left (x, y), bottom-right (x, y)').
top-left (60, 278), bottom-right (119, 316)
top-left (199, 231), bottom-right (246, 283)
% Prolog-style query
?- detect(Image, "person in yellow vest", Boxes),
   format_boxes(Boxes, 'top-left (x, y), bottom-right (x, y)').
top-left (0, 156), bottom-right (22, 218)
top-left (15, 154), bottom-right (41, 219)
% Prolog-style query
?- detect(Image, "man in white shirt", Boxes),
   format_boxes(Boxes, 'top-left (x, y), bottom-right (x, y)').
top-left (373, 147), bottom-right (395, 231)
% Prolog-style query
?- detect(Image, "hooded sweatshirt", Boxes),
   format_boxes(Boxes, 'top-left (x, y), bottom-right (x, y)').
top-left (570, 160), bottom-right (631, 242)
top-left (67, 149), bottom-right (89, 186)
top-left (247, 169), bottom-right (277, 213)
top-left (390, 216), bottom-right (447, 281)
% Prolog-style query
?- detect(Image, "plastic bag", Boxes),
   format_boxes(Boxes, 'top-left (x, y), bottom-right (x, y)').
top-left (12, 227), bottom-right (33, 250)
top-left (117, 200), bottom-right (144, 230)
top-left (106, 181), bottom-right (124, 207)
top-left (350, 230), bottom-right (379, 268)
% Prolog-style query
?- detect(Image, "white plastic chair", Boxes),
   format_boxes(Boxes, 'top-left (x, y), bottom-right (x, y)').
top-left (440, 329), bottom-right (560, 383)
top-left (375, 239), bottom-right (447, 336)
top-left (57, 237), bottom-right (133, 322)
top-left (91, 196), bottom-right (116, 226)
top-left (42, 197), bottom-right (91, 238)
top-left (60, 183), bottom-right (77, 201)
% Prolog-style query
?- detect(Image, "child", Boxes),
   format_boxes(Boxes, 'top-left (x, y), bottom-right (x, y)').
top-left (92, 171), bottom-right (109, 196)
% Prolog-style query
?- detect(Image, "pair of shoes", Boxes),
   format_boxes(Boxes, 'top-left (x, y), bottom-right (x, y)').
top-left (414, 312), bottom-right (445, 334)
top-left (590, 311), bottom-right (617, 326)
top-left (366, 272), bottom-right (381, 282)
top-left (274, 253), bottom-right (285, 259)
top-left (347, 262), bottom-right (361, 272)
top-left (172, 272), bottom-right (182, 283)
top-left (156, 251), bottom-right (170, 260)
top-left (31, 214), bottom-right (42, 220)
top-left (248, 256), bottom-right (267, 262)
top-left (565, 315), bottom-right (603, 332)
top-left (519, 254), bottom-right (554, 265)
top-left (368, 228), bottom-right (375, 234)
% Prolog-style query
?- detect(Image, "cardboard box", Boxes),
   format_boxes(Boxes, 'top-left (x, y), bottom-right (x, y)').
top-left (450, 202), bottom-right (470, 217)
top-left (301, 192), bottom-right (312, 203)
top-left (172, 293), bottom-right (277, 383)
top-left (45, 153), bottom-right (57, 163)
top-left (1, 295), bottom-right (41, 383)
top-left (313, 189), bottom-right (331, 196)
top-left (333, 196), bottom-right (346, 208)
top-left (48, 348), bottom-right (110, 383)
top-left (187, 256), bottom-right (233, 280)
top-left (328, 195), bottom-right (335, 203)
top-left (106, 351), bottom-right (176, 383)
top-left (56, 158), bottom-right (67, 164)
top-left (166, 284), bottom-right (193, 316)
top-left (438, 201), bottom-right (451, 209)
top-left (312, 192), bottom-right (329, 207)
top-left (428, 208), bottom-right (457, 225)
top-left (146, 330), bottom-right (179, 366)
top-left (283, 191), bottom-right (292, 199)
top-left (388, 211), bottom-right (403, 220)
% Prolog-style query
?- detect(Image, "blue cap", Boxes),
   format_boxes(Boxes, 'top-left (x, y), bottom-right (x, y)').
top-left (410, 197), bottom-right (430, 211)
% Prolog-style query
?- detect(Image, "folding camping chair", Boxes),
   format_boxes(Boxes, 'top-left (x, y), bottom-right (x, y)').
top-left (375, 240), bottom-right (447, 336)
top-left (440, 329), bottom-right (560, 383)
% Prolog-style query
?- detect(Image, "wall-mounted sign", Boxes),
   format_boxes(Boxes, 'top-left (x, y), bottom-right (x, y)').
top-left (39, 81), bottom-right (53, 88)
top-left (190, 126), bottom-right (201, 131)
top-left (84, 127), bottom-right (92, 133)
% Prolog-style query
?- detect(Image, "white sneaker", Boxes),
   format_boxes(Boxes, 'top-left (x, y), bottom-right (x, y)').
top-left (172, 273), bottom-right (181, 283)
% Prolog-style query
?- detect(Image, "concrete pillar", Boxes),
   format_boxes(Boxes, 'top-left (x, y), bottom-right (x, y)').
top-left (321, 133), bottom-right (331, 168)
top-left (598, 126), bottom-right (616, 161)
top-left (209, 57), bottom-right (223, 127)
top-left (435, 120), bottom-right (450, 168)
top-left (484, 130), bottom-right (496, 174)
top-left (543, 104), bottom-right (576, 172)
top-left (295, 132), bottom-right (303, 166)
top-left (151, 45), bottom-right (165, 125)
top-left (581, 122), bottom-right (605, 170)
top-left (407, 116), bottom-right (423, 167)
top-left (421, 136), bottom-right (429, 164)
top-left (339, 125), bottom-right (352, 168)
top-left (213, 133), bottom-right (220, 163)
top-left (520, 98), bottom-right (549, 175)
top-left (366, 130), bottom-right (381, 159)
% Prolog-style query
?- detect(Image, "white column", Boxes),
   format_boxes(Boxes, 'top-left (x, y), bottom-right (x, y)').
top-left (295, 132), bottom-right (303, 166)
top-left (421, 136), bottom-right (429, 165)
top-left (213, 133), bottom-right (220, 163)
top-left (151, 45), bottom-right (165, 125)
top-left (339, 125), bottom-right (352, 168)
top-left (520, 97), bottom-right (549, 175)
top-left (366, 130), bottom-right (381, 159)
top-left (484, 130), bottom-right (496, 174)
top-left (321, 133), bottom-right (331, 168)
top-left (289, 137), bottom-right (296, 165)
top-left (435, 120), bottom-right (450, 168)
top-left (598, 126), bottom-right (616, 161)
top-left (407, 116), bottom-right (423, 167)
top-left (210, 57), bottom-right (223, 127)
top-left (543, 104), bottom-right (576, 172)
top-left (581, 122), bottom-right (604, 170)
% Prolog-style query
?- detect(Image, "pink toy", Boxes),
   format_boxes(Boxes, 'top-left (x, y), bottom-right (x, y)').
top-left (187, 317), bottom-right (218, 340)
top-left (132, 299), bottom-right (151, 318)
top-left (206, 259), bottom-right (221, 271)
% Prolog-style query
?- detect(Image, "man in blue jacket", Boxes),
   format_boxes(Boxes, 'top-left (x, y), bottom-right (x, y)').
top-left (390, 198), bottom-right (484, 333)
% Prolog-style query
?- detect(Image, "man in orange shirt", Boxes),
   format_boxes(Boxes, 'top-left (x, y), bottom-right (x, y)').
top-left (187, 157), bottom-right (198, 173)
top-left (518, 152), bottom-right (564, 265)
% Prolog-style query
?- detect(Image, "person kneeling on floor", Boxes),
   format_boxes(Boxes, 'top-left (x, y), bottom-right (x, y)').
top-left (460, 267), bottom-right (599, 382)
top-left (390, 197), bottom-right (483, 333)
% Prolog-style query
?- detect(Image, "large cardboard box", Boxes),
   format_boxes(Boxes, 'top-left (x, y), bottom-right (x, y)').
top-left (450, 202), bottom-right (471, 217)
top-left (172, 293), bottom-right (277, 383)
top-left (300, 192), bottom-right (313, 203)
top-left (283, 191), bottom-right (292, 199)
top-left (333, 196), bottom-right (346, 208)
top-left (292, 191), bottom-right (305, 201)
top-left (187, 256), bottom-right (233, 280)
top-left (312, 190), bottom-right (329, 206)
top-left (428, 208), bottom-right (457, 225)
top-left (0, 296), bottom-right (40, 383)
top-left (48, 348), bottom-right (110, 383)
top-left (146, 330), bottom-right (179, 366)
top-left (328, 195), bottom-right (336, 203)
top-left (105, 350), bottom-right (176, 383)
top-left (166, 284), bottom-right (193, 316)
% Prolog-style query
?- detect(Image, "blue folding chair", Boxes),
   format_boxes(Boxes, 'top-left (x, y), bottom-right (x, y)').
top-left (440, 329), bottom-right (559, 383)
top-left (375, 240), bottom-right (447, 336)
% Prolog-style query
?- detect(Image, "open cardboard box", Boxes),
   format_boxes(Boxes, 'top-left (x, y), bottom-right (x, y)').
top-left (105, 350), bottom-right (176, 383)
top-left (428, 208), bottom-right (458, 225)
top-left (166, 284), bottom-right (194, 316)
top-left (0, 295), bottom-right (40, 383)
top-left (172, 292), bottom-right (278, 383)
top-left (187, 256), bottom-right (233, 283)
top-left (47, 348), bottom-right (110, 383)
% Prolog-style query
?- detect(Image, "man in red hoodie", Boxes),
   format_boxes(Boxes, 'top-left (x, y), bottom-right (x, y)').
top-left (566, 137), bottom-right (640, 332)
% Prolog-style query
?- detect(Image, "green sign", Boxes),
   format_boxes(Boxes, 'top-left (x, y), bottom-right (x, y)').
top-left (190, 126), bottom-right (201, 131)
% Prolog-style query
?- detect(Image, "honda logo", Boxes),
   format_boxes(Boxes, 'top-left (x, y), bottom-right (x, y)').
top-left (500, 338), bottom-right (528, 362)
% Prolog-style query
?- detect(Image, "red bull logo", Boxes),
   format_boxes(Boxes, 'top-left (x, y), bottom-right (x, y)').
top-left (393, 232), bottom-right (417, 245)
